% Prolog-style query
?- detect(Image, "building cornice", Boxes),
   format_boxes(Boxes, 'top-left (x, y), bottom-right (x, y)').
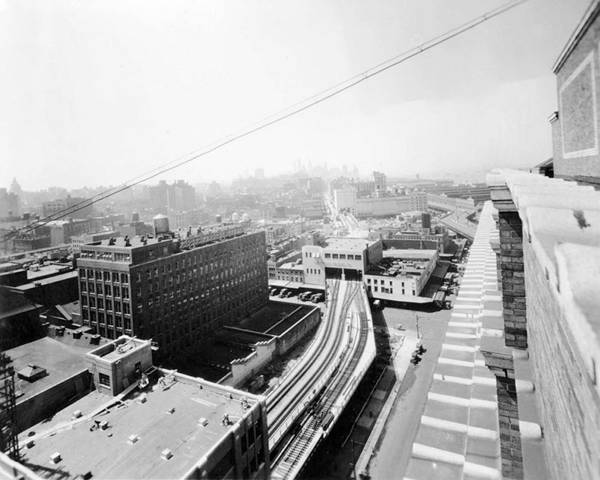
top-left (553, 0), bottom-right (600, 74)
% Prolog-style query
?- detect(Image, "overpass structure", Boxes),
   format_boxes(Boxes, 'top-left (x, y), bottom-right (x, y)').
top-left (439, 212), bottom-right (477, 242)
top-left (266, 279), bottom-right (376, 479)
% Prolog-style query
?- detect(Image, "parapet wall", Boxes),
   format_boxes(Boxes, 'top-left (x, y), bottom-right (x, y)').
top-left (487, 168), bottom-right (600, 480)
top-left (15, 369), bottom-right (91, 433)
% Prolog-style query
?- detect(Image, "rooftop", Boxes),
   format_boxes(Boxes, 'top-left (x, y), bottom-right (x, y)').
top-left (382, 248), bottom-right (437, 260)
top-left (5, 337), bottom-right (92, 403)
top-left (324, 237), bottom-right (372, 251)
top-left (92, 236), bottom-right (168, 248)
top-left (26, 264), bottom-right (72, 280)
top-left (366, 256), bottom-right (432, 278)
top-left (19, 372), bottom-right (260, 480)
top-left (16, 270), bottom-right (77, 290)
top-left (87, 337), bottom-right (152, 363)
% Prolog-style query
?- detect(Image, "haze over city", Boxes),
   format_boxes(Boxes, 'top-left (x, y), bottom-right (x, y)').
top-left (1, 0), bottom-right (590, 189)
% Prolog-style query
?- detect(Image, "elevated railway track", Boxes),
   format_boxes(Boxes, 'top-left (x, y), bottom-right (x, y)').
top-left (266, 280), bottom-right (375, 479)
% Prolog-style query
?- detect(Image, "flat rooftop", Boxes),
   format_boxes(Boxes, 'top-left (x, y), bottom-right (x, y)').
top-left (382, 248), bottom-right (437, 260)
top-left (19, 373), bottom-right (259, 480)
top-left (92, 236), bottom-right (167, 248)
top-left (27, 264), bottom-right (72, 280)
top-left (16, 270), bottom-right (77, 290)
top-left (367, 255), bottom-right (434, 278)
top-left (6, 337), bottom-right (92, 403)
top-left (237, 302), bottom-right (305, 334)
top-left (279, 261), bottom-right (303, 270)
top-left (325, 237), bottom-right (372, 251)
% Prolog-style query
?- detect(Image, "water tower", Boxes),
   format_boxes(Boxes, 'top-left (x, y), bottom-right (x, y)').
top-left (153, 214), bottom-right (170, 235)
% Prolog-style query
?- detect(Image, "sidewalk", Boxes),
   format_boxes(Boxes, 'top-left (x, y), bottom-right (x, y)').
top-left (354, 334), bottom-right (418, 478)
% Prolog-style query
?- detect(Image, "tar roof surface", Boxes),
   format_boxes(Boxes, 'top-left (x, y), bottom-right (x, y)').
top-left (7, 337), bottom-right (90, 403)
top-left (20, 376), bottom-right (257, 480)
top-left (325, 237), bottom-right (371, 251)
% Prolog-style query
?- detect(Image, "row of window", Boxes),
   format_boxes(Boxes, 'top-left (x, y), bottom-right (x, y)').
top-left (80, 250), bottom-right (131, 263)
top-left (366, 277), bottom-right (396, 286)
top-left (324, 253), bottom-right (362, 260)
top-left (80, 269), bottom-right (129, 284)
top-left (368, 285), bottom-right (415, 296)
top-left (82, 309), bottom-right (132, 327)
top-left (80, 282), bottom-right (130, 297)
top-left (81, 296), bottom-right (130, 313)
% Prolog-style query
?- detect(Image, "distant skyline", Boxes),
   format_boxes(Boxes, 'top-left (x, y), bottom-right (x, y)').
top-left (1, 0), bottom-right (591, 190)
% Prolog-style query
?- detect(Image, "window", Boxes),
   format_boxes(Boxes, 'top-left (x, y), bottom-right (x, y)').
top-left (99, 373), bottom-right (110, 387)
top-left (340, 254), bottom-right (346, 259)
top-left (112, 272), bottom-right (119, 283)
top-left (324, 253), bottom-right (331, 259)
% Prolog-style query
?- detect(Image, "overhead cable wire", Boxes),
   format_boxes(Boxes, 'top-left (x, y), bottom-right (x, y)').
top-left (3, 0), bottom-right (527, 242)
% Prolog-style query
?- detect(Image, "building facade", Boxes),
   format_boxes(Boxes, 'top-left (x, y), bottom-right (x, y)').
top-left (363, 249), bottom-right (437, 303)
top-left (551, 0), bottom-right (600, 183)
top-left (76, 230), bottom-right (268, 359)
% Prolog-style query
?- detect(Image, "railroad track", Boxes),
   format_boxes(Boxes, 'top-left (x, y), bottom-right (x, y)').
top-left (270, 285), bottom-right (371, 479)
top-left (267, 280), bottom-right (360, 446)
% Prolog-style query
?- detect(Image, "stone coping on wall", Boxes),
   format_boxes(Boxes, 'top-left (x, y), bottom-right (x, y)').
top-left (487, 169), bottom-right (600, 398)
top-left (404, 202), bottom-right (502, 480)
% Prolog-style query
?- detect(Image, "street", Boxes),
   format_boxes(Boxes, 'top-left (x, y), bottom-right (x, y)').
top-left (362, 304), bottom-right (451, 479)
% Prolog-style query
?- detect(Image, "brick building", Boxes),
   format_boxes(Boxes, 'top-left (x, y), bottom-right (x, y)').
top-left (550, 0), bottom-right (600, 183)
top-left (76, 228), bottom-right (268, 359)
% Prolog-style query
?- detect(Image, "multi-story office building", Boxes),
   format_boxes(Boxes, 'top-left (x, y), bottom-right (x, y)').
top-left (76, 225), bottom-right (268, 359)
top-left (373, 170), bottom-right (387, 192)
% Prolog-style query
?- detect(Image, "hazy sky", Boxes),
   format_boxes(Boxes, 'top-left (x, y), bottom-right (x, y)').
top-left (0, 0), bottom-right (591, 189)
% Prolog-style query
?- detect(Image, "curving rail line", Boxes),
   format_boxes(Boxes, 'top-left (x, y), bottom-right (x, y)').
top-left (267, 280), bottom-right (360, 448)
top-left (271, 286), bottom-right (371, 479)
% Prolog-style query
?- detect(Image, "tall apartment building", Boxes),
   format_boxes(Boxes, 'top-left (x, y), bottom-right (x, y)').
top-left (76, 225), bottom-right (268, 359)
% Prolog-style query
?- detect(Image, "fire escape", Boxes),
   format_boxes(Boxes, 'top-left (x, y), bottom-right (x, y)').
top-left (0, 353), bottom-right (19, 460)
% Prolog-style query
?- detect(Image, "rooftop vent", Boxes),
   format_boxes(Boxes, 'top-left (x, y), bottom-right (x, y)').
top-left (198, 417), bottom-right (208, 427)
top-left (128, 434), bottom-right (140, 444)
top-left (50, 452), bottom-right (61, 464)
top-left (17, 364), bottom-right (47, 383)
top-left (161, 448), bottom-right (173, 460)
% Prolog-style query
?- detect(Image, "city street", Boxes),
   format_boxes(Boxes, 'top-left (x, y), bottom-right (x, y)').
top-left (301, 303), bottom-right (451, 480)
top-left (362, 304), bottom-right (451, 479)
